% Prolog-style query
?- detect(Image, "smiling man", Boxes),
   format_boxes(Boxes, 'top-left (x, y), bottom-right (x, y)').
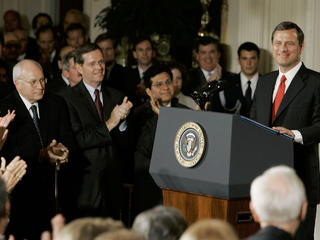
top-left (63, 44), bottom-right (132, 218)
top-left (132, 63), bottom-right (188, 218)
top-left (251, 21), bottom-right (320, 240)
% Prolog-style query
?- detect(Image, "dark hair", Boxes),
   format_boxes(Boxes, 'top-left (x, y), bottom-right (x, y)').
top-left (271, 21), bottom-right (304, 46)
top-left (167, 62), bottom-right (188, 83)
top-left (32, 13), bottom-right (53, 30)
top-left (94, 32), bottom-right (117, 49)
top-left (237, 42), bottom-right (260, 58)
top-left (0, 177), bottom-right (8, 217)
top-left (65, 23), bottom-right (86, 37)
top-left (4, 10), bottom-right (21, 22)
top-left (194, 36), bottom-right (221, 53)
top-left (133, 36), bottom-right (153, 51)
top-left (74, 43), bottom-right (102, 65)
top-left (36, 25), bottom-right (56, 39)
top-left (143, 63), bottom-right (173, 89)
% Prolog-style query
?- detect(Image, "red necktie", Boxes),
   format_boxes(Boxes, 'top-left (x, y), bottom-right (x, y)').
top-left (94, 89), bottom-right (103, 121)
top-left (272, 75), bottom-right (286, 122)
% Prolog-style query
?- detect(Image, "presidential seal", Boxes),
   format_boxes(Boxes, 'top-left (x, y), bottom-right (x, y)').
top-left (174, 122), bottom-right (205, 167)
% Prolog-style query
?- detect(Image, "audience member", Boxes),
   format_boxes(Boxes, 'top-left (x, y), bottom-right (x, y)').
top-left (63, 9), bottom-right (88, 33)
top-left (32, 13), bottom-right (53, 37)
top-left (13, 28), bottom-right (28, 60)
top-left (35, 25), bottom-right (59, 81)
top-left (245, 165), bottom-right (307, 240)
top-left (56, 217), bottom-right (124, 240)
top-left (180, 219), bottom-right (239, 240)
top-left (48, 46), bottom-right (79, 94)
top-left (63, 44), bottom-right (132, 218)
top-left (186, 36), bottom-right (235, 112)
top-left (65, 23), bottom-right (88, 48)
top-left (95, 229), bottom-right (142, 240)
top-left (95, 33), bottom-right (126, 92)
top-left (3, 10), bottom-right (21, 33)
top-left (3, 32), bottom-right (20, 69)
top-left (125, 36), bottom-right (155, 107)
top-left (0, 59), bottom-right (74, 239)
top-left (168, 62), bottom-right (197, 109)
top-left (222, 42), bottom-right (260, 117)
top-left (132, 205), bottom-right (188, 240)
top-left (0, 60), bottom-right (13, 99)
top-left (132, 64), bottom-right (188, 217)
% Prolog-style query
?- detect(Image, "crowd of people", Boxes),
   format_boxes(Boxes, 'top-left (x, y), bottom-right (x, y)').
top-left (0, 7), bottom-right (319, 240)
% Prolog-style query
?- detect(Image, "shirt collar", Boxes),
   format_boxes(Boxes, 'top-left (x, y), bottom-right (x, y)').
top-left (240, 72), bottom-right (259, 89)
top-left (61, 73), bottom-right (70, 86)
top-left (279, 61), bottom-right (302, 82)
top-left (201, 68), bottom-right (215, 81)
top-left (83, 80), bottom-right (102, 102)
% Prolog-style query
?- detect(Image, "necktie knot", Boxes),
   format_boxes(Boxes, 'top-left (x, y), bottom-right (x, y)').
top-left (281, 75), bottom-right (287, 83)
top-left (247, 80), bottom-right (251, 86)
top-left (30, 105), bottom-right (38, 118)
top-left (94, 89), bottom-right (100, 97)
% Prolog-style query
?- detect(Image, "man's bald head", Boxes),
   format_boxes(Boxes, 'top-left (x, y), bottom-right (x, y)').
top-left (13, 60), bottom-right (45, 104)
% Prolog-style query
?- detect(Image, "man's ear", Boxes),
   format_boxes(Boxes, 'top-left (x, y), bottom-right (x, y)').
top-left (58, 60), bottom-right (62, 70)
top-left (249, 201), bottom-right (260, 223)
top-left (145, 87), bottom-right (152, 98)
top-left (299, 201), bottom-right (308, 221)
top-left (75, 63), bottom-right (83, 76)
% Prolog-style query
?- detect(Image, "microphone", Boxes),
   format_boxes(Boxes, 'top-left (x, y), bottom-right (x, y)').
top-left (191, 80), bottom-right (227, 110)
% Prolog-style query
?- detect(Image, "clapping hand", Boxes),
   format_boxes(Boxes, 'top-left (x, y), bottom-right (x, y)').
top-left (0, 110), bottom-right (16, 150)
top-left (106, 97), bottom-right (133, 131)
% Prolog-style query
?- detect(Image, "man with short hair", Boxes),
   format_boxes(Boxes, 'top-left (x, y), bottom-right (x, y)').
top-left (35, 25), bottom-right (59, 81)
top-left (186, 36), bottom-right (235, 112)
top-left (246, 166), bottom-right (307, 240)
top-left (63, 44), bottom-right (132, 218)
top-left (125, 36), bottom-right (155, 107)
top-left (223, 42), bottom-right (260, 117)
top-left (251, 21), bottom-right (320, 240)
top-left (132, 64), bottom-right (188, 217)
top-left (0, 59), bottom-right (74, 239)
top-left (3, 10), bottom-right (21, 33)
top-left (95, 33), bottom-right (126, 92)
top-left (65, 23), bottom-right (88, 48)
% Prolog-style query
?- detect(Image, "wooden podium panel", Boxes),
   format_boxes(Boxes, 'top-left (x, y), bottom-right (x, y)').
top-left (162, 188), bottom-right (260, 238)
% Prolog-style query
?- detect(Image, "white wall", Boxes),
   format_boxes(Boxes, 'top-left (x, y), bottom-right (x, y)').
top-left (0, 0), bottom-right (59, 36)
top-left (83, 0), bottom-right (111, 43)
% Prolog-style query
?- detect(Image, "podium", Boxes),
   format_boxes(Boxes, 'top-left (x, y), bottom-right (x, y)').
top-left (149, 107), bottom-right (293, 238)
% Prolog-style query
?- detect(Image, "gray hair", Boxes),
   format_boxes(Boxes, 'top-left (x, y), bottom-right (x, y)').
top-left (62, 50), bottom-right (77, 71)
top-left (12, 59), bottom-right (43, 81)
top-left (250, 165), bottom-right (306, 223)
top-left (132, 206), bottom-right (188, 240)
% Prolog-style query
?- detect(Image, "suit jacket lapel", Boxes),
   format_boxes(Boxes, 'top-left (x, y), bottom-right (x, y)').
top-left (261, 72), bottom-right (278, 125)
top-left (38, 96), bottom-right (49, 145)
top-left (274, 64), bottom-right (307, 121)
top-left (198, 68), bottom-right (207, 86)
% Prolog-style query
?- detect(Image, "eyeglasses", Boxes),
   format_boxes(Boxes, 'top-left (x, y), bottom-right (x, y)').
top-left (152, 79), bottom-right (173, 88)
top-left (20, 78), bottom-right (47, 87)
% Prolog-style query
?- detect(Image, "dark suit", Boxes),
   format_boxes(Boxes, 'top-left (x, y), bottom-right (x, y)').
top-left (245, 226), bottom-right (293, 240)
top-left (132, 99), bottom-right (188, 217)
top-left (0, 91), bottom-right (75, 239)
top-left (102, 63), bottom-right (126, 92)
top-left (63, 81), bottom-right (130, 218)
top-left (223, 74), bottom-right (260, 117)
top-left (250, 63), bottom-right (320, 240)
top-left (186, 67), bottom-right (236, 112)
top-left (124, 67), bottom-right (147, 108)
top-left (46, 74), bottom-right (69, 95)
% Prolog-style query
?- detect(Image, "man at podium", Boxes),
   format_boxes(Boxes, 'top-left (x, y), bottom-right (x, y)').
top-left (251, 21), bottom-right (320, 240)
